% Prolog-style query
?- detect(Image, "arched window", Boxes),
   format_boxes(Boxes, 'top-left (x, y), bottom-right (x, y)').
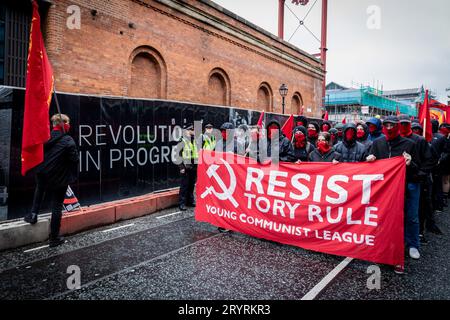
top-left (257, 82), bottom-right (273, 112)
top-left (207, 68), bottom-right (230, 106)
top-left (291, 92), bottom-right (303, 115)
top-left (128, 46), bottom-right (167, 99)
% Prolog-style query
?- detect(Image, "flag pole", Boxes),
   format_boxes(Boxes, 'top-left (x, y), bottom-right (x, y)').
top-left (52, 86), bottom-right (65, 134)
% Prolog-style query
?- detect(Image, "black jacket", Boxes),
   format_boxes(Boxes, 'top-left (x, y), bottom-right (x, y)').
top-left (403, 133), bottom-right (436, 176)
top-left (369, 135), bottom-right (419, 183)
top-left (308, 149), bottom-right (341, 162)
top-left (265, 120), bottom-right (292, 162)
top-left (36, 130), bottom-right (79, 187)
top-left (288, 126), bottom-right (315, 162)
top-left (334, 124), bottom-right (368, 162)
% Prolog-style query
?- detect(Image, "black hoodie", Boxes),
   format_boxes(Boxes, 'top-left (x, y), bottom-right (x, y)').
top-left (307, 121), bottom-right (320, 146)
top-left (334, 123), bottom-right (368, 162)
top-left (288, 126), bottom-right (315, 162)
top-left (356, 123), bottom-right (373, 151)
top-left (265, 120), bottom-right (292, 162)
top-left (35, 130), bottom-right (79, 187)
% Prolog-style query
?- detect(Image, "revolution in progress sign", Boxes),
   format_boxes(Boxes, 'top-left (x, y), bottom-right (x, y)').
top-left (195, 150), bottom-right (406, 267)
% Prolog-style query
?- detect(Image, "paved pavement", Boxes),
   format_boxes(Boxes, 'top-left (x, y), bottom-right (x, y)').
top-left (0, 205), bottom-right (449, 300)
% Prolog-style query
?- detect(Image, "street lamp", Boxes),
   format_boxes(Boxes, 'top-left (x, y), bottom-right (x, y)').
top-left (279, 84), bottom-right (288, 114)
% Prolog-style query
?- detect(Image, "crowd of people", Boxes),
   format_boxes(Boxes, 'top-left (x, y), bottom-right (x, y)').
top-left (178, 114), bottom-right (450, 274)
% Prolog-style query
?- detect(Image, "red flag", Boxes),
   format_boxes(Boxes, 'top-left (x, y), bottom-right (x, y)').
top-left (323, 111), bottom-right (329, 121)
top-left (342, 117), bottom-right (346, 124)
top-left (281, 114), bottom-right (294, 140)
top-left (256, 111), bottom-right (265, 129)
top-left (419, 90), bottom-right (432, 142)
top-left (21, 0), bottom-right (54, 176)
top-left (396, 106), bottom-right (400, 116)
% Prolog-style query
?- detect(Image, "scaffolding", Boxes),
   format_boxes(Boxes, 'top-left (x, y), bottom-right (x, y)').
top-left (324, 85), bottom-right (417, 121)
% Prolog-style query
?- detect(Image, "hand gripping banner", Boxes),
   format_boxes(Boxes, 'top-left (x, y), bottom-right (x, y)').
top-left (195, 150), bottom-right (406, 267)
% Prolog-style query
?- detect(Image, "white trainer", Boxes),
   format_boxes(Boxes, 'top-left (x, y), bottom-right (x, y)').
top-left (409, 247), bottom-right (420, 260)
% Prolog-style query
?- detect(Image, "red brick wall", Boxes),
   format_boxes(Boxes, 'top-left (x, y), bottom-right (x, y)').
top-left (44, 0), bottom-right (325, 117)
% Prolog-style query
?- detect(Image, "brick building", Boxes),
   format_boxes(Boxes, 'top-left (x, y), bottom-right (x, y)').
top-left (1, 0), bottom-right (325, 116)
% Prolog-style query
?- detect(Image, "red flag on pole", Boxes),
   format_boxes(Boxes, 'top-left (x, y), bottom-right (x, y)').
top-left (281, 114), bottom-right (294, 140)
top-left (419, 90), bottom-right (432, 142)
top-left (256, 111), bottom-right (265, 129)
top-left (396, 105), bottom-right (400, 116)
top-left (342, 117), bottom-right (346, 124)
top-left (21, 0), bottom-right (54, 176)
top-left (323, 111), bottom-right (329, 120)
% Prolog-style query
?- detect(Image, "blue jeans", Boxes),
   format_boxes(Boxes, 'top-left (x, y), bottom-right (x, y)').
top-left (405, 183), bottom-right (421, 250)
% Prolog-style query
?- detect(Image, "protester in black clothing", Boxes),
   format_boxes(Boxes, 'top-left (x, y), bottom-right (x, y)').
top-left (437, 124), bottom-right (450, 208)
top-left (296, 115), bottom-right (308, 128)
top-left (334, 123), bottom-right (368, 163)
top-left (309, 132), bottom-right (341, 163)
top-left (321, 121), bottom-right (332, 133)
top-left (366, 117), bottom-right (385, 142)
top-left (236, 124), bottom-right (250, 156)
top-left (334, 123), bottom-right (344, 143)
top-left (265, 120), bottom-right (292, 162)
top-left (328, 128), bottom-right (339, 146)
top-left (288, 126), bottom-right (315, 163)
top-left (356, 122), bottom-right (373, 151)
top-left (398, 114), bottom-right (441, 239)
top-left (219, 122), bottom-right (236, 153)
top-left (430, 119), bottom-right (445, 212)
top-left (367, 116), bottom-right (421, 272)
top-left (307, 122), bottom-right (320, 146)
top-left (411, 122), bottom-right (423, 136)
top-left (24, 114), bottom-right (79, 247)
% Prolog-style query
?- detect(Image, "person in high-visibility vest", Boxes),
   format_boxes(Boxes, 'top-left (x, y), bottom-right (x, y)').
top-left (202, 123), bottom-right (216, 151)
top-left (177, 123), bottom-right (198, 211)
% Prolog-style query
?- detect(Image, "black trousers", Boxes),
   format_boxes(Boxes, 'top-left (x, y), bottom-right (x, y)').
top-left (31, 180), bottom-right (67, 239)
top-left (419, 175), bottom-right (437, 234)
top-left (179, 168), bottom-right (197, 206)
top-left (432, 172), bottom-right (444, 210)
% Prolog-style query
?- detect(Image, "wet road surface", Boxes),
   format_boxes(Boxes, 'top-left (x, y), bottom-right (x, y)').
top-left (1, 206), bottom-right (449, 300)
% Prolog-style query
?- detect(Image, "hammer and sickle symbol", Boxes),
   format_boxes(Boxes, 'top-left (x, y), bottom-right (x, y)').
top-left (200, 159), bottom-right (239, 208)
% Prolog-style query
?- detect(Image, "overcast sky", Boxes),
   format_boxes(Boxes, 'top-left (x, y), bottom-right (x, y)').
top-left (213, 0), bottom-right (450, 102)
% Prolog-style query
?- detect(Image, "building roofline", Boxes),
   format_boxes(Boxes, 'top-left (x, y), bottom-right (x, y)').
top-left (195, 0), bottom-right (322, 64)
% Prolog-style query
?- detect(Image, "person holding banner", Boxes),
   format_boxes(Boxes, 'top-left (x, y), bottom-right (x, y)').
top-left (398, 115), bottom-right (440, 239)
top-left (334, 123), bottom-right (368, 163)
top-left (24, 114), bottom-right (78, 248)
top-left (367, 116), bottom-right (421, 272)
top-left (288, 126), bottom-right (314, 163)
top-left (308, 132), bottom-right (341, 163)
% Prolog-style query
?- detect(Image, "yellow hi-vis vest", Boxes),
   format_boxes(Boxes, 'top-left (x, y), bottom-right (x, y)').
top-left (202, 134), bottom-right (216, 151)
top-left (182, 137), bottom-right (199, 160)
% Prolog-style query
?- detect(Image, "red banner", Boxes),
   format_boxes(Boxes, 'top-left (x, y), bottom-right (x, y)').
top-left (195, 151), bottom-right (405, 267)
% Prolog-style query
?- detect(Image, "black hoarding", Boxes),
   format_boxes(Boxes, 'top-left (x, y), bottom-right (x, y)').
top-left (0, 86), bottom-right (322, 220)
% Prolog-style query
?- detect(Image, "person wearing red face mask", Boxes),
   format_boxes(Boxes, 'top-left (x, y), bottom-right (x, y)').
top-left (24, 114), bottom-right (78, 248)
top-left (321, 121), bottom-right (332, 133)
top-left (307, 122), bottom-right (320, 146)
top-left (219, 122), bottom-right (236, 153)
top-left (367, 116), bottom-right (422, 273)
top-left (333, 123), bottom-right (368, 163)
top-left (366, 117), bottom-right (385, 142)
top-left (398, 115), bottom-right (441, 242)
top-left (355, 123), bottom-right (372, 151)
top-left (265, 120), bottom-right (292, 162)
top-left (334, 123), bottom-right (344, 143)
top-left (328, 128), bottom-right (339, 146)
top-left (288, 126), bottom-right (315, 163)
top-left (308, 132), bottom-right (341, 163)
